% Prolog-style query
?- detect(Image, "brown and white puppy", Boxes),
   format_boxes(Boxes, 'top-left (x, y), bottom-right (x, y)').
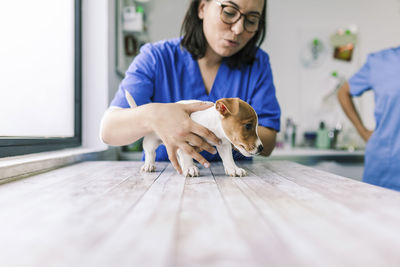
top-left (126, 92), bottom-right (263, 177)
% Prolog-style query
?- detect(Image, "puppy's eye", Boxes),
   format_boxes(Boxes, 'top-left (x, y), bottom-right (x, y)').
top-left (244, 123), bottom-right (252, 130)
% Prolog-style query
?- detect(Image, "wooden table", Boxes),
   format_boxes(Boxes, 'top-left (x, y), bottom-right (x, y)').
top-left (1, 160), bottom-right (400, 267)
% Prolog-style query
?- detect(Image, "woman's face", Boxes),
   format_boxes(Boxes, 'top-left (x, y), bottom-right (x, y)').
top-left (198, 0), bottom-right (264, 59)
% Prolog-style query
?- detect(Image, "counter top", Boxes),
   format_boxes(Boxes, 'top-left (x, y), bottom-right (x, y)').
top-left (0, 160), bottom-right (399, 267)
top-left (266, 147), bottom-right (364, 164)
top-left (271, 147), bottom-right (364, 157)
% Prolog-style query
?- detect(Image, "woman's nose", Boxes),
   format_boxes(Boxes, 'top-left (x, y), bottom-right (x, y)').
top-left (230, 16), bottom-right (245, 35)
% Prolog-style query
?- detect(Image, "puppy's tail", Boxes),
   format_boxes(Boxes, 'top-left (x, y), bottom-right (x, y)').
top-left (125, 90), bottom-right (137, 108)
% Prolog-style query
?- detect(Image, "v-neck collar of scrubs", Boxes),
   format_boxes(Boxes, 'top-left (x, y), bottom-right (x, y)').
top-left (193, 58), bottom-right (226, 100)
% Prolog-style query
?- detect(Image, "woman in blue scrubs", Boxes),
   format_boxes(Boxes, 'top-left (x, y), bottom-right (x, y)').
top-left (101, 0), bottom-right (281, 174)
top-left (337, 46), bottom-right (400, 190)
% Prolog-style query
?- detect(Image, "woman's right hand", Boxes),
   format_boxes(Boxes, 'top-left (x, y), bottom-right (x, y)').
top-left (148, 102), bottom-right (221, 174)
top-left (360, 129), bottom-right (374, 142)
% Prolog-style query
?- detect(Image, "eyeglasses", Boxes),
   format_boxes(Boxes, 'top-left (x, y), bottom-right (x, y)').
top-left (214, 0), bottom-right (262, 33)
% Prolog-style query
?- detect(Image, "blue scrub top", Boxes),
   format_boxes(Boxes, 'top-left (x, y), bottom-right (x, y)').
top-left (110, 38), bottom-right (281, 161)
top-left (349, 46), bottom-right (400, 190)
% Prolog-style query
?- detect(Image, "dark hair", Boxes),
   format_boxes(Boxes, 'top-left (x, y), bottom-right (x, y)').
top-left (180, 0), bottom-right (267, 69)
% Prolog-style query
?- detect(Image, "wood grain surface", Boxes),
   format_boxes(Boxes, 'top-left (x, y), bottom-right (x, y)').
top-left (1, 160), bottom-right (400, 267)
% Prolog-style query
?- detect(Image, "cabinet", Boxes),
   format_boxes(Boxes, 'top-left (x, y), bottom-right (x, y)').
top-left (115, 0), bottom-right (151, 76)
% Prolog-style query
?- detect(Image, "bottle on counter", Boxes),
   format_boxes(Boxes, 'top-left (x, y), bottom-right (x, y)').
top-left (284, 118), bottom-right (296, 148)
top-left (328, 122), bottom-right (342, 149)
top-left (316, 121), bottom-right (330, 149)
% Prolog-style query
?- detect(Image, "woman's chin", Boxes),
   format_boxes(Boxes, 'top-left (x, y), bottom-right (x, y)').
top-left (217, 48), bottom-right (239, 58)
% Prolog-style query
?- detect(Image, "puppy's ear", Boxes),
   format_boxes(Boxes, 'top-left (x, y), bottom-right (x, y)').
top-left (216, 98), bottom-right (240, 116)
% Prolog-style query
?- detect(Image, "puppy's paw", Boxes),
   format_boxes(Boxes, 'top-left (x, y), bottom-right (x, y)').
top-left (183, 165), bottom-right (199, 177)
top-left (141, 163), bottom-right (156, 172)
top-left (225, 166), bottom-right (247, 177)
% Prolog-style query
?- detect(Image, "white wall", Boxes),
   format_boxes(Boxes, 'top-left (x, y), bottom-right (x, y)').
top-left (145, 0), bottom-right (190, 42)
top-left (82, 0), bottom-right (109, 149)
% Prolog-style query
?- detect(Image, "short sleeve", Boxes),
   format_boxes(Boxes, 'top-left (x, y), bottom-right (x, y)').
top-left (348, 55), bottom-right (372, 96)
top-left (110, 43), bottom-right (157, 108)
top-left (249, 53), bottom-right (281, 132)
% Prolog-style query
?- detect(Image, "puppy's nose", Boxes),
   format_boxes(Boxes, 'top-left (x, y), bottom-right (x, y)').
top-left (257, 144), bottom-right (264, 153)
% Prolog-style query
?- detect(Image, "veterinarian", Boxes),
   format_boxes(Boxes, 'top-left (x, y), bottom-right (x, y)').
top-left (101, 0), bottom-right (281, 174)
top-left (337, 46), bottom-right (400, 190)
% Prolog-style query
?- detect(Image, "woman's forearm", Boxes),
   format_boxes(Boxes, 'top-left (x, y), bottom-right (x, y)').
top-left (257, 126), bottom-right (277, 156)
top-left (337, 82), bottom-right (370, 139)
top-left (100, 104), bottom-right (154, 146)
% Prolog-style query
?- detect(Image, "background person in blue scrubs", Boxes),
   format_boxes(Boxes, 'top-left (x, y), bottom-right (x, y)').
top-left (101, 0), bottom-right (281, 174)
top-left (337, 46), bottom-right (400, 190)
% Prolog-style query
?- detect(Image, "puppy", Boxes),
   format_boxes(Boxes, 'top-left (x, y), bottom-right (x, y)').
top-left (125, 91), bottom-right (263, 177)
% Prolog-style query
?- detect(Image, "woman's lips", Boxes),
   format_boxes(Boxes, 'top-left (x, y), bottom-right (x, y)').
top-left (224, 39), bottom-right (239, 47)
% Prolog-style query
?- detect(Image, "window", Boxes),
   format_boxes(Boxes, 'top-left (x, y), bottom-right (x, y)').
top-left (0, 0), bottom-right (81, 157)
